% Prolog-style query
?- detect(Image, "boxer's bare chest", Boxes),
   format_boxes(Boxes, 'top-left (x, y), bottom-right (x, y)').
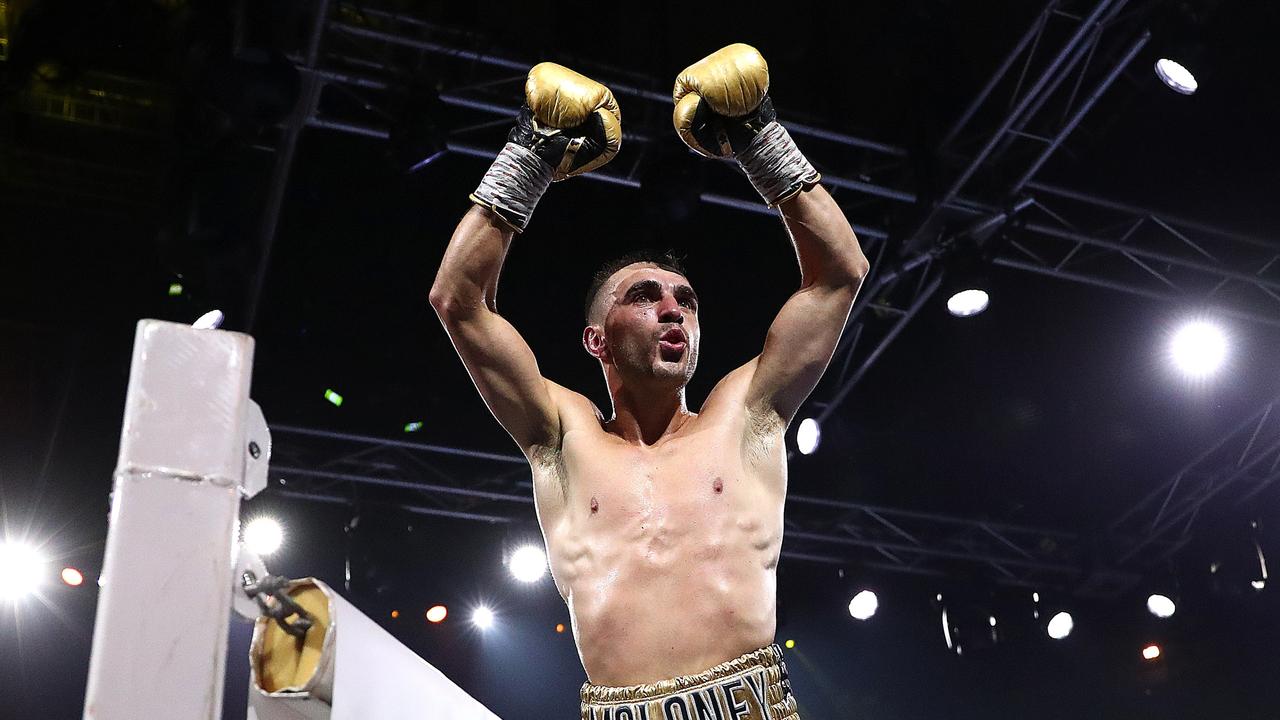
top-left (533, 403), bottom-right (787, 603)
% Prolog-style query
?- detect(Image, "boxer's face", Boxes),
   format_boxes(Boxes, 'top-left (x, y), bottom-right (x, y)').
top-left (586, 263), bottom-right (700, 385)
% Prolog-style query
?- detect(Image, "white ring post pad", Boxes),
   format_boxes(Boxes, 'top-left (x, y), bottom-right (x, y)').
top-left (84, 320), bottom-right (257, 720)
top-left (248, 579), bottom-right (502, 720)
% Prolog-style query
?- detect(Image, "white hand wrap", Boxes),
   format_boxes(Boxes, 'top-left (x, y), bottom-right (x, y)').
top-left (469, 143), bottom-right (555, 231)
top-left (736, 121), bottom-right (821, 207)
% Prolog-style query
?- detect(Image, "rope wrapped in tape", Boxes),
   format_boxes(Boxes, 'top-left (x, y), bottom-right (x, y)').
top-left (736, 121), bottom-right (822, 207)
top-left (469, 143), bottom-right (555, 231)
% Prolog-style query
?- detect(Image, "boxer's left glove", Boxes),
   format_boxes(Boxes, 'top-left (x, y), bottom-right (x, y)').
top-left (471, 62), bottom-right (622, 230)
top-left (672, 44), bottom-right (819, 206)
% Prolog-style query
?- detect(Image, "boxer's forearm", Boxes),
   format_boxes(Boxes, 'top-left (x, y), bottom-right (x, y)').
top-left (429, 205), bottom-right (514, 319)
top-left (778, 185), bottom-right (870, 290)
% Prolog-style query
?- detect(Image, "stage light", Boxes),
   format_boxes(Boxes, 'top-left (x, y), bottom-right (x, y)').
top-left (471, 605), bottom-right (494, 630)
top-left (168, 282), bottom-right (184, 296)
top-left (0, 541), bottom-right (48, 601)
top-left (796, 418), bottom-right (821, 455)
top-left (785, 639), bottom-right (796, 649)
top-left (391, 610), bottom-right (400, 619)
top-left (242, 517), bottom-right (284, 556)
top-left (509, 544), bottom-right (548, 583)
top-left (1251, 580), bottom-right (1266, 590)
top-left (1154, 59), bottom-right (1197, 95)
top-left (1047, 611), bottom-right (1073, 639)
top-left (1169, 320), bottom-right (1227, 378)
top-left (946, 288), bottom-right (990, 318)
top-left (324, 389), bottom-right (344, 407)
top-left (192, 309), bottom-right (224, 330)
top-left (555, 623), bottom-right (565, 633)
top-left (848, 589), bottom-right (878, 620)
top-left (426, 605), bottom-right (448, 623)
top-left (1142, 643), bottom-right (1162, 660)
top-left (61, 567), bottom-right (84, 587)
top-left (403, 421), bottom-right (424, 433)
top-left (1146, 594), bottom-right (1176, 618)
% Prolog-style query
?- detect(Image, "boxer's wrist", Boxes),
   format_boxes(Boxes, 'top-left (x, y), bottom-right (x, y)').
top-left (735, 121), bottom-right (821, 207)
top-left (469, 142), bottom-right (555, 232)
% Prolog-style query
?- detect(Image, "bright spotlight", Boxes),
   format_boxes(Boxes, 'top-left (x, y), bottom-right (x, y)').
top-left (243, 517), bottom-right (284, 556)
top-left (947, 288), bottom-right (990, 318)
top-left (796, 418), bottom-right (821, 455)
top-left (1154, 59), bottom-right (1197, 95)
top-left (509, 544), bottom-right (548, 583)
top-left (426, 605), bottom-right (448, 623)
top-left (1047, 611), bottom-right (1074, 639)
top-left (848, 589), bottom-right (878, 621)
top-left (61, 567), bottom-right (84, 587)
top-left (1251, 580), bottom-right (1266, 591)
top-left (0, 541), bottom-right (49, 601)
top-left (192, 309), bottom-right (225, 330)
top-left (471, 605), bottom-right (495, 630)
top-left (1146, 593), bottom-right (1176, 619)
top-left (1169, 320), bottom-right (1227, 378)
top-left (1142, 643), bottom-right (1162, 660)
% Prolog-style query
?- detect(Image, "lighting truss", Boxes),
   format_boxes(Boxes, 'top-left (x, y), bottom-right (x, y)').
top-left (267, 424), bottom-right (1143, 597)
top-left (237, 1), bottom-right (1280, 596)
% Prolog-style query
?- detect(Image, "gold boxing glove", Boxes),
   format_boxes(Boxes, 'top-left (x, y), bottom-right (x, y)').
top-left (672, 43), bottom-right (773, 158)
top-left (672, 43), bottom-right (819, 206)
top-left (520, 62), bottom-right (622, 178)
top-left (471, 63), bottom-right (622, 230)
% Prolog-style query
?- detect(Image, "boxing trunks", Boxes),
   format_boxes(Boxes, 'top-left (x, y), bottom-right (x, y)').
top-left (580, 644), bottom-right (800, 719)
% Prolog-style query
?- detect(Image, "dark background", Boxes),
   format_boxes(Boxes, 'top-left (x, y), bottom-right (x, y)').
top-left (2, 1), bottom-right (1278, 718)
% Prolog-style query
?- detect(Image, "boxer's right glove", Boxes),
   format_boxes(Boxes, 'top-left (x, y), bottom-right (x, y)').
top-left (470, 63), bottom-right (622, 231)
top-left (672, 43), bottom-right (820, 207)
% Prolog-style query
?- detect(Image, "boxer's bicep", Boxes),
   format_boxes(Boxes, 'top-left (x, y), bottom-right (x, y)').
top-left (746, 281), bottom-right (858, 424)
top-left (436, 307), bottom-right (562, 455)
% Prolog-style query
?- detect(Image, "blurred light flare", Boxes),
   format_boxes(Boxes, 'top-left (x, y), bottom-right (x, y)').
top-left (426, 605), bottom-right (448, 623)
top-left (61, 567), bottom-right (84, 587)
top-left (1168, 319), bottom-right (1227, 378)
top-left (192, 309), bottom-right (224, 330)
top-left (1146, 593), bottom-right (1176, 618)
top-left (1142, 643), bottom-right (1162, 660)
top-left (1047, 611), bottom-right (1074, 639)
top-left (848, 589), bottom-right (878, 620)
top-left (796, 418), bottom-right (821, 455)
top-left (0, 541), bottom-right (49, 602)
top-left (509, 544), bottom-right (548, 583)
top-left (471, 605), bottom-right (494, 630)
top-left (946, 288), bottom-right (990, 317)
top-left (1154, 58), bottom-right (1197, 95)
top-left (242, 517), bottom-right (284, 556)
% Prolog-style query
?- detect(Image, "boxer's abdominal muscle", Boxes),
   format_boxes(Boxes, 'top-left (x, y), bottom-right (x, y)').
top-left (538, 418), bottom-right (786, 687)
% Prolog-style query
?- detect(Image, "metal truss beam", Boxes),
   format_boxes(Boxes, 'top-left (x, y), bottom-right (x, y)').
top-left (266, 425), bottom-right (1135, 596)
top-left (1109, 392), bottom-right (1280, 568)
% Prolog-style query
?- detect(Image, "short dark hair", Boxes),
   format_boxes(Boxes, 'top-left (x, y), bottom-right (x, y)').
top-left (584, 249), bottom-right (689, 324)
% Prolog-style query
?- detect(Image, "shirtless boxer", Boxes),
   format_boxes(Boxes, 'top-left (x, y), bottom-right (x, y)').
top-left (430, 45), bottom-right (869, 719)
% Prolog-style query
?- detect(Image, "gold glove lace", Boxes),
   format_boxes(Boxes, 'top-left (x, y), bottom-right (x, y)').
top-left (736, 122), bottom-right (821, 207)
top-left (470, 142), bottom-right (555, 230)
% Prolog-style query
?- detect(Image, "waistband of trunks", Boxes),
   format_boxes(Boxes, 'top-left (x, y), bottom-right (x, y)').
top-left (581, 644), bottom-right (787, 706)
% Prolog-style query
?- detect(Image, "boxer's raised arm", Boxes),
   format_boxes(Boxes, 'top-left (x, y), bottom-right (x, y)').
top-left (670, 44), bottom-right (868, 424)
top-left (430, 206), bottom-right (562, 454)
top-left (748, 186), bottom-right (868, 422)
top-left (429, 63), bottom-right (621, 455)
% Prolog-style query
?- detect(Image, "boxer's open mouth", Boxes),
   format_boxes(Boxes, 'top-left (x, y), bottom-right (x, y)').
top-left (658, 328), bottom-right (687, 360)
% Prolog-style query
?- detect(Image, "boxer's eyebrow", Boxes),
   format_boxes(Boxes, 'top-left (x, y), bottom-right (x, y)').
top-left (623, 279), bottom-right (662, 299)
top-left (674, 285), bottom-right (699, 309)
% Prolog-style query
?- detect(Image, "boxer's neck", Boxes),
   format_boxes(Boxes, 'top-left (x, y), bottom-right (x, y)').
top-left (605, 383), bottom-right (691, 446)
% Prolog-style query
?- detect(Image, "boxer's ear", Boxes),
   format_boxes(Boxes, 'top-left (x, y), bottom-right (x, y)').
top-left (582, 325), bottom-right (607, 360)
